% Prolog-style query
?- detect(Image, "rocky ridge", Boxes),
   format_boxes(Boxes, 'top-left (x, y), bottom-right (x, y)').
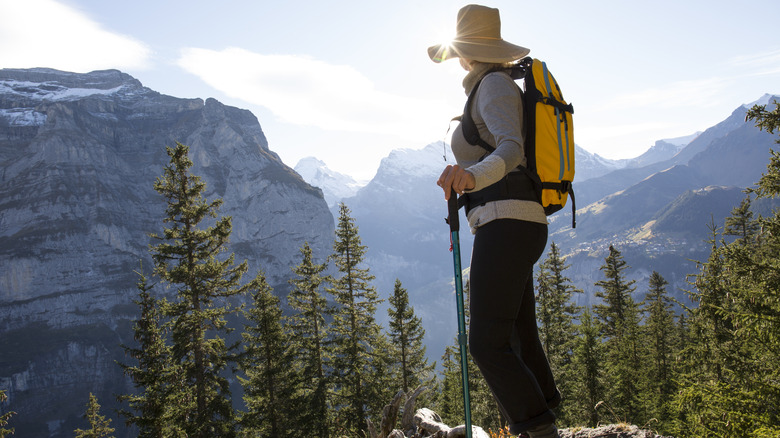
top-left (0, 68), bottom-right (334, 436)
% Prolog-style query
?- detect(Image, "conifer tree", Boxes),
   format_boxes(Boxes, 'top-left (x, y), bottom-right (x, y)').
top-left (364, 327), bottom-right (401, 425)
top-left (674, 221), bottom-right (763, 436)
top-left (327, 203), bottom-right (387, 435)
top-left (149, 142), bottom-right (248, 437)
top-left (736, 101), bottom-right (780, 435)
top-left (568, 309), bottom-right (602, 427)
top-left (438, 345), bottom-right (465, 427)
top-left (118, 266), bottom-right (184, 438)
top-left (639, 271), bottom-right (677, 430)
top-left (387, 279), bottom-right (433, 394)
top-left (238, 271), bottom-right (297, 438)
top-left (535, 242), bottom-right (582, 424)
top-left (723, 195), bottom-right (759, 243)
top-left (673, 102), bottom-right (780, 436)
top-left (746, 98), bottom-right (780, 135)
top-left (683, 223), bottom-right (736, 381)
top-left (74, 394), bottom-right (115, 438)
top-left (593, 246), bottom-right (643, 424)
top-left (0, 390), bottom-right (15, 438)
top-left (287, 242), bottom-right (332, 438)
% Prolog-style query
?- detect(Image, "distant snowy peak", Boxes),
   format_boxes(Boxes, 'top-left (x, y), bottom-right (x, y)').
top-left (744, 93), bottom-right (779, 109)
top-left (574, 145), bottom-right (628, 182)
top-left (294, 143), bottom-right (449, 208)
top-left (376, 141), bottom-right (451, 180)
top-left (576, 145), bottom-right (623, 169)
top-left (295, 157), bottom-right (363, 207)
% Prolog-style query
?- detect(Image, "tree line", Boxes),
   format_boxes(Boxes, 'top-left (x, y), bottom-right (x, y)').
top-left (3, 103), bottom-right (777, 438)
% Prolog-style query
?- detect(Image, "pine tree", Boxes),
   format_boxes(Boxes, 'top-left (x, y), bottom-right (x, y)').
top-left (387, 279), bottom-right (433, 394)
top-left (593, 246), bottom-right (643, 424)
top-left (568, 309), bottom-right (603, 427)
top-left (364, 328), bottom-right (401, 427)
top-left (0, 390), bottom-right (15, 438)
top-left (326, 203), bottom-right (387, 435)
top-left (287, 242), bottom-right (332, 438)
top-left (746, 98), bottom-right (780, 136)
top-left (535, 242), bottom-right (582, 425)
top-left (438, 345), bottom-right (468, 427)
top-left (673, 221), bottom-right (764, 437)
top-left (674, 102), bottom-right (780, 436)
top-left (238, 271), bottom-right (297, 438)
top-left (684, 223), bottom-right (737, 381)
top-left (118, 265), bottom-right (184, 438)
top-left (74, 394), bottom-right (115, 438)
top-left (639, 271), bottom-right (677, 430)
top-left (149, 142), bottom-right (247, 437)
top-left (737, 103), bottom-right (780, 435)
top-left (724, 195), bottom-right (759, 243)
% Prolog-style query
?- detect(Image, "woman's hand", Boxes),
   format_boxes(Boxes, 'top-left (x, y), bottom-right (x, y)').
top-left (437, 165), bottom-right (476, 201)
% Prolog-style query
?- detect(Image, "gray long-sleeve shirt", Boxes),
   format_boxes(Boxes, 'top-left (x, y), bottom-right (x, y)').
top-left (452, 70), bottom-right (547, 233)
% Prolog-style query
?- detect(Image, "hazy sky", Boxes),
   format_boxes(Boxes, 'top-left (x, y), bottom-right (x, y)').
top-left (2, 0), bottom-right (779, 180)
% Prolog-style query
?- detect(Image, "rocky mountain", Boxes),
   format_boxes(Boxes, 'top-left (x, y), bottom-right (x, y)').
top-left (294, 156), bottom-right (363, 207)
top-left (622, 133), bottom-right (699, 169)
top-left (572, 146), bottom-right (626, 182)
top-left (553, 133), bottom-right (697, 184)
top-left (0, 68), bottom-right (334, 437)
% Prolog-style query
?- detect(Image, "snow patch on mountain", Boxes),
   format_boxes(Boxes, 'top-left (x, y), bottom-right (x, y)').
top-left (743, 93), bottom-right (778, 109)
top-left (0, 79), bottom-right (125, 102)
top-left (295, 157), bottom-right (365, 207)
top-left (574, 145), bottom-right (626, 181)
top-left (374, 141), bottom-right (450, 181)
top-left (0, 108), bottom-right (47, 126)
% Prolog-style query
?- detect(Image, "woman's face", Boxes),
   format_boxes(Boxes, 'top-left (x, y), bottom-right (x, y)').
top-left (459, 57), bottom-right (473, 71)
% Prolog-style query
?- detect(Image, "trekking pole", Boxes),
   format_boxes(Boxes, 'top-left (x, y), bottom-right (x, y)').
top-left (447, 189), bottom-right (472, 438)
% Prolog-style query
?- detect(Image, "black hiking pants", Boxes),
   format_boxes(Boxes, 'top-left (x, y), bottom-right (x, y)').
top-left (468, 218), bottom-right (560, 434)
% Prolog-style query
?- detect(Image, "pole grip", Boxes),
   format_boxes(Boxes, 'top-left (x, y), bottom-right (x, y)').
top-left (447, 190), bottom-right (459, 232)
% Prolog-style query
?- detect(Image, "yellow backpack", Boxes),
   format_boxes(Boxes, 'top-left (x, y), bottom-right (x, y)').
top-left (460, 57), bottom-right (576, 227)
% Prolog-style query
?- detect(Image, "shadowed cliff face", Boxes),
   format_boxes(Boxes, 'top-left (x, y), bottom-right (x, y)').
top-left (0, 68), bottom-right (334, 437)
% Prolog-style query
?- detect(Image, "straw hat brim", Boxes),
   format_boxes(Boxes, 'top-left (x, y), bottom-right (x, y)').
top-left (427, 38), bottom-right (530, 63)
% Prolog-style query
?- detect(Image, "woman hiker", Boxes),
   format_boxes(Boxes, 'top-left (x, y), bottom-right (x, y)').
top-left (430, 5), bottom-right (561, 438)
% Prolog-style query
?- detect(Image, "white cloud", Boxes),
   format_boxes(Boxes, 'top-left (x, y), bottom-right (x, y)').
top-left (176, 47), bottom-right (449, 138)
top-left (0, 0), bottom-right (151, 72)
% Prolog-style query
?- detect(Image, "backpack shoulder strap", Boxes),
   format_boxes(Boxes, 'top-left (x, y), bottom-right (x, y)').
top-left (460, 80), bottom-right (495, 153)
top-left (461, 68), bottom-right (526, 153)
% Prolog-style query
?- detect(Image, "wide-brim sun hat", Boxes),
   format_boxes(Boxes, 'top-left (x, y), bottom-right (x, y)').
top-left (428, 4), bottom-right (529, 63)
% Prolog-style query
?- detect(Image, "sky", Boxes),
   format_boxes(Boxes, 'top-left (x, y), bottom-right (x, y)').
top-left (1, 0), bottom-right (779, 181)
